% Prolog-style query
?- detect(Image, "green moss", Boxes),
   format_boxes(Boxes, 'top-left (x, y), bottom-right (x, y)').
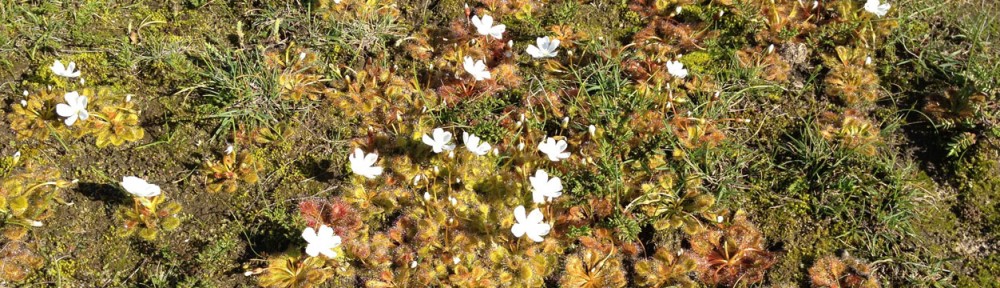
top-left (679, 51), bottom-right (712, 75)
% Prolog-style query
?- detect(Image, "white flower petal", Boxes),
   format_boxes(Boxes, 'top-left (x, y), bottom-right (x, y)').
top-left (526, 208), bottom-right (544, 223)
top-left (55, 103), bottom-right (74, 117)
top-left (513, 205), bottom-right (527, 223)
top-left (63, 114), bottom-right (78, 126)
top-left (511, 223), bottom-right (526, 237)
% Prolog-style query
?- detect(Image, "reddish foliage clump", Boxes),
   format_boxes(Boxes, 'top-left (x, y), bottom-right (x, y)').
top-left (299, 198), bottom-right (362, 239)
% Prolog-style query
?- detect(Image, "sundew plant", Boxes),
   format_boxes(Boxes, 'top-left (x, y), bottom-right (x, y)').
top-left (0, 0), bottom-right (999, 286)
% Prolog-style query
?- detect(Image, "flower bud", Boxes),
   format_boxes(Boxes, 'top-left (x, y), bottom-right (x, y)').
top-left (517, 142), bottom-right (525, 151)
top-left (299, 52), bottom-right (306, 61)
top-left (449, 197), bottom-right (457, 206)
top-left (22, 90), bottom-right (28, 96)
top-left (515, 121), bottom-right (522, 128)
top-left (767, 44), bottom-right (775, 54)
top-left (865, 56), bottom-right (872, 66)
top-left (588, 125), bottom-right (596, 137)
top-left (453, 257), bottom-right (461, 265)
top-left (410, 261), bottom-right (418, 268)
top-left (413, 175), bottom-right (422, 186)
top-left (448, 151), bottom-right (455, 159)
top-left (20, 100), bottom-right (27, 107)
top-left (716, 215), bottom-right (724, 223)
top-left (433, 166), bottom-right (440, 175)
top-left (492, 148), bottom-right (499, 156)
top-left (424, 192), bottom-right (431, 201)
top-left (561, 117), bottom-right (569, 128)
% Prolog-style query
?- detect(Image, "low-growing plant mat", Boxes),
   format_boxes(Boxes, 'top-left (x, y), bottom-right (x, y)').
top-left (0, 0), bottom-right (998, 286)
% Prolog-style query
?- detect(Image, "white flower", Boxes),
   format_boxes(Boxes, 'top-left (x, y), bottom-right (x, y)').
top-left (422, 128), bottom-right (456, 153)
top-left (55, 91), bottom-right (89, 126)
top-left (530, 169), bottom-right (563, 204)
top-left (864, 0), bottom-right (890, 17)
top-left (348, 148), bottom-right (383, 179)
top-left (665, 60), bottom-right (688, 79)
top-left (471, 14), bottom-right (505, 39)
top-left (423, 192), bottom-right (431, 201)
top-left (510, 205), bottom-right (551, 242)
top-left (453, 256), bottom-right (461, 265)
top-left (462, 56), bottom-right (491, 81)
top-left (121, 176), bottom-right (162, 198)
top-left (20, 100), bottom-right (27, 107)
top-left (537, 137), bottom-right (570, 161)
top-left (224, 145), bottom-right (234, 154)
top-left (463, 132), bottom-right (492, 156)
top-left (526, 36), bottom-right (560, 58)
top-left (302, 225), bottom-right (342, 258)
top-left (50, 60), bottom-right (81, 78)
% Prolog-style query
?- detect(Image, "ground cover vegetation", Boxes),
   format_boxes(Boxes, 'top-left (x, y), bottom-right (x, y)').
top-left (0, 0), bottom-right (998, 286)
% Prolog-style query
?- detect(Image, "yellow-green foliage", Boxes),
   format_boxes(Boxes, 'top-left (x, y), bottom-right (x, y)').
top-left (7, 89), bottom-right (65, 142)
top-left (630, 172), bottom-right (715, 234)
top-left (0, 158), bottom-right (71, 241)
top-left (817, 109), bottom-right (881, 155)
top-left (265, 47), bottom-right (329, 102)
top-left (822, 46), bottom-right (880, 107)
top-left (119, 195), bottom-right (182, 241)
top-left (6, 87), bottom-right (145, 147)
top-left (560, 247), bottom-right (627, 288)
top-left (634, 245), bottom-right (697, 287)
top-left (202, 151), bottom-right (262, 193)
top-left (258, 254), bottom-right (335, 288)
